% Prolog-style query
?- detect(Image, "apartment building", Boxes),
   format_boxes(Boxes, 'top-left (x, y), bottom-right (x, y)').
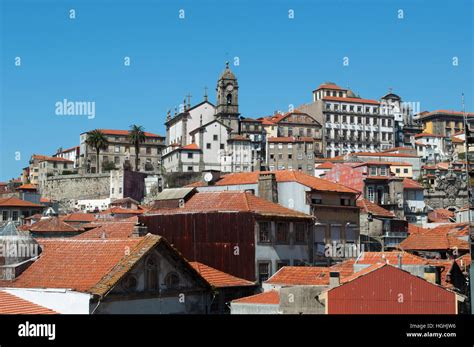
top-left (259, 111), bottom-right (322, 157)
top-left (79, 129), bottom-right (165, 174)
top-left (266, 137), bottom-right (316, 175)
top-left (299, 82), bottom-right (396, 157)
top-left (420, 110), bottom-right (473, 137)
top-left (28, 154), bottom-right (74, 186)
top-left (239, 117), bottom-right (266, 170)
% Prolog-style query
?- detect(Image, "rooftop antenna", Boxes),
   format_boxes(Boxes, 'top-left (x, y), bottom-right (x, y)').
top-left (204, 86), bottom-right (208, 101)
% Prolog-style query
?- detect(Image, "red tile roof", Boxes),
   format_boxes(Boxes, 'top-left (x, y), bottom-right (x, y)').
top-left (28, 217), bottom-right (81, 233)
top-left (323, 96), bottom-right (380, 105)
top-left (1, 235), bottom-right (162, 295)
top-left (189, 170), bottom-right (359, 194)
top-left (181, 143), bottom-right (200, 150)
top-left (0, 197), bottom-right (44, 208)
top-left (101, 207), bottom-right (145, 215)
top-left (399, 232), bottom-right (469, 251)
top-left (232, 290), bottom-right (280, 305)
top-left (73, 221), bottom-right (137, 239)
top-left (16, 184), bottom-right (38, 190)
top-left (403, 178), bottom-right (423, 190)
top-left (265, 266), bottom-right (332, 286)
top-left (356, 199), bottom-right (395, 218)
top-left (315, 83), bottom-right (346, 91)
top-left (96, 129), bottom-right (164, 138)
top-left (316, 161), bottom-right (335, 169)
top-left (148, 191), bottom-right (312, 219)
top-left (0, 291), bottom-right (57, 314)
top-left (190, 262), bottom-right (255, 288)
top-left (420, 110), bottom-right (474, 118)
top-left (31, 155), bottom-right (73, 163)
top-left (268, 136), bottom-right (314, 143)
top-left (353, 152), bottom-right (419, 158)
top-left (63, 213), bottom-right (97, 223)
top-left (356, 252), bottom-right (427, 265)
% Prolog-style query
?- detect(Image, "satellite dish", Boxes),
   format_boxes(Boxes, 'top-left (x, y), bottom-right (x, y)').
top-left (204, 172), bottom-right (213, 182)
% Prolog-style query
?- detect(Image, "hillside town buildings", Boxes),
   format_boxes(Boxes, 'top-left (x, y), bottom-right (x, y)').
top-left (2, 63), bottom-right (472, 316)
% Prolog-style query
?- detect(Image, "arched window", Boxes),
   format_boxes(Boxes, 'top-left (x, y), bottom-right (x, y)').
top-left (226, 93), bottom-right (232, 105)
top-left (164, 272), bottom-right (180, 289)
top-left (145, 256), bottom-right (158, 291)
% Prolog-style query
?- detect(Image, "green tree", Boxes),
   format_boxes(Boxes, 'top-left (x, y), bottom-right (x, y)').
top-left (86, 130), bottom-right (108, 173)
top-left (128, 124), bottom-right (146, 171)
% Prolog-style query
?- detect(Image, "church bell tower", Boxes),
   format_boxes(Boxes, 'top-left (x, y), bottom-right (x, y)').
top-left (215, 62), bottom-right (240, 133)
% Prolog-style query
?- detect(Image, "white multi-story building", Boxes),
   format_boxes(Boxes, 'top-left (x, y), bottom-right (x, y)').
top-left (414, 133), bottom-right (448, 163)
top-left (299, 82), bottom-right (396, 158)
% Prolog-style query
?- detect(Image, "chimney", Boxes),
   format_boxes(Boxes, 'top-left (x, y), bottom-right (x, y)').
top-left (329, 271), bottom-right (340, 288)
top-left (258, 173), bottom-right (278, 203)
top-left (423, 266), bottom-right (439, 284)
top-left (132, 223), bottom-right (148, 237)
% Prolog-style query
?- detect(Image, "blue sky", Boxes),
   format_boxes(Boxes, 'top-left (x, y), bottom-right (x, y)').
top-left (1, 0), bottom-right (472, 181)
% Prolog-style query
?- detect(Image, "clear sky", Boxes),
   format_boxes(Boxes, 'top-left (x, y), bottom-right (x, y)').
top-left (1, 0), bottom-right (472, 181)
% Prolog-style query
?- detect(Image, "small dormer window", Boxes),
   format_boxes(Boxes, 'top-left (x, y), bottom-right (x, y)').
top-left (370, 167), bottom-right (377, 176)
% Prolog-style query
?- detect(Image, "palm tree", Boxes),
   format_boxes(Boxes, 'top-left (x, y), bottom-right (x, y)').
top-left (86, 130), bottom-right (108, 173)
top-left (128, 125), bottom-right (146, 171)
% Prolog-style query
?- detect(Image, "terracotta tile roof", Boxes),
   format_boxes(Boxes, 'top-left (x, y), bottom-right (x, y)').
top-left (403, 178), bottom-right (423, 190)
top-left (231, 290), bottom-right (280, 305)
top-left (95, 129), bottom-right (164, 138)
top-left (268, 136), bottom-right (314, 143)
top-left (63, 213), bottom-right (97, 223)
top-left (323, 96), bottom-right (380, 105)
top-left (0, 197), bottom-right (44, 208)
top-left (148, 191), bottom-right (313, 219)
top-left (420, 110), bottom-right (474, 118)
top-left (315, 83), bottom-right (346, 91)
top-left (399, 232), bottom-right (469, 251)
top-left (31, 154), bottom-right (73, 163)
top-left (265, 266), bottom-right (332, 286)
top-left (181, 143), bottom-right (200, 150)
top-left (329, 259), bottom-right (356, 277)
top-left (0, 291), bottom-right (57, 314)
top-left (451, 137), bottom-right (464, 144)
top-left (73, 221), bottom-right (137, 239)
top-left (28, 217), bottom-right (82, 233)
top-left (353, 152), bottom-right (419, 158)
top-left (428, 209), bottom-right (455, 223)
top-left (408, 224), bottom-right (426, 234)
top-left (316, 161), bottom-right (335, 169)
top-left (190, 262), bottom-right (255, 288)
top-left (414, 132), bottom-right (445, 139)
top-left (381, 147), bottom-right (415, 153)
top-left (356, 199), bottom-right (395, 218)
top-left (188, 170), bottom-right (359, 194)
top-left (356, 252), bottom-right (426, 265)
top-left (100, 207), bottom-right (145, 215)
top-left (40, 197), bottom-right (51, 203)
top-left (1, 235), bottom-right (162, 296)
top-left (16, 184), bottom-right (38, 190)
